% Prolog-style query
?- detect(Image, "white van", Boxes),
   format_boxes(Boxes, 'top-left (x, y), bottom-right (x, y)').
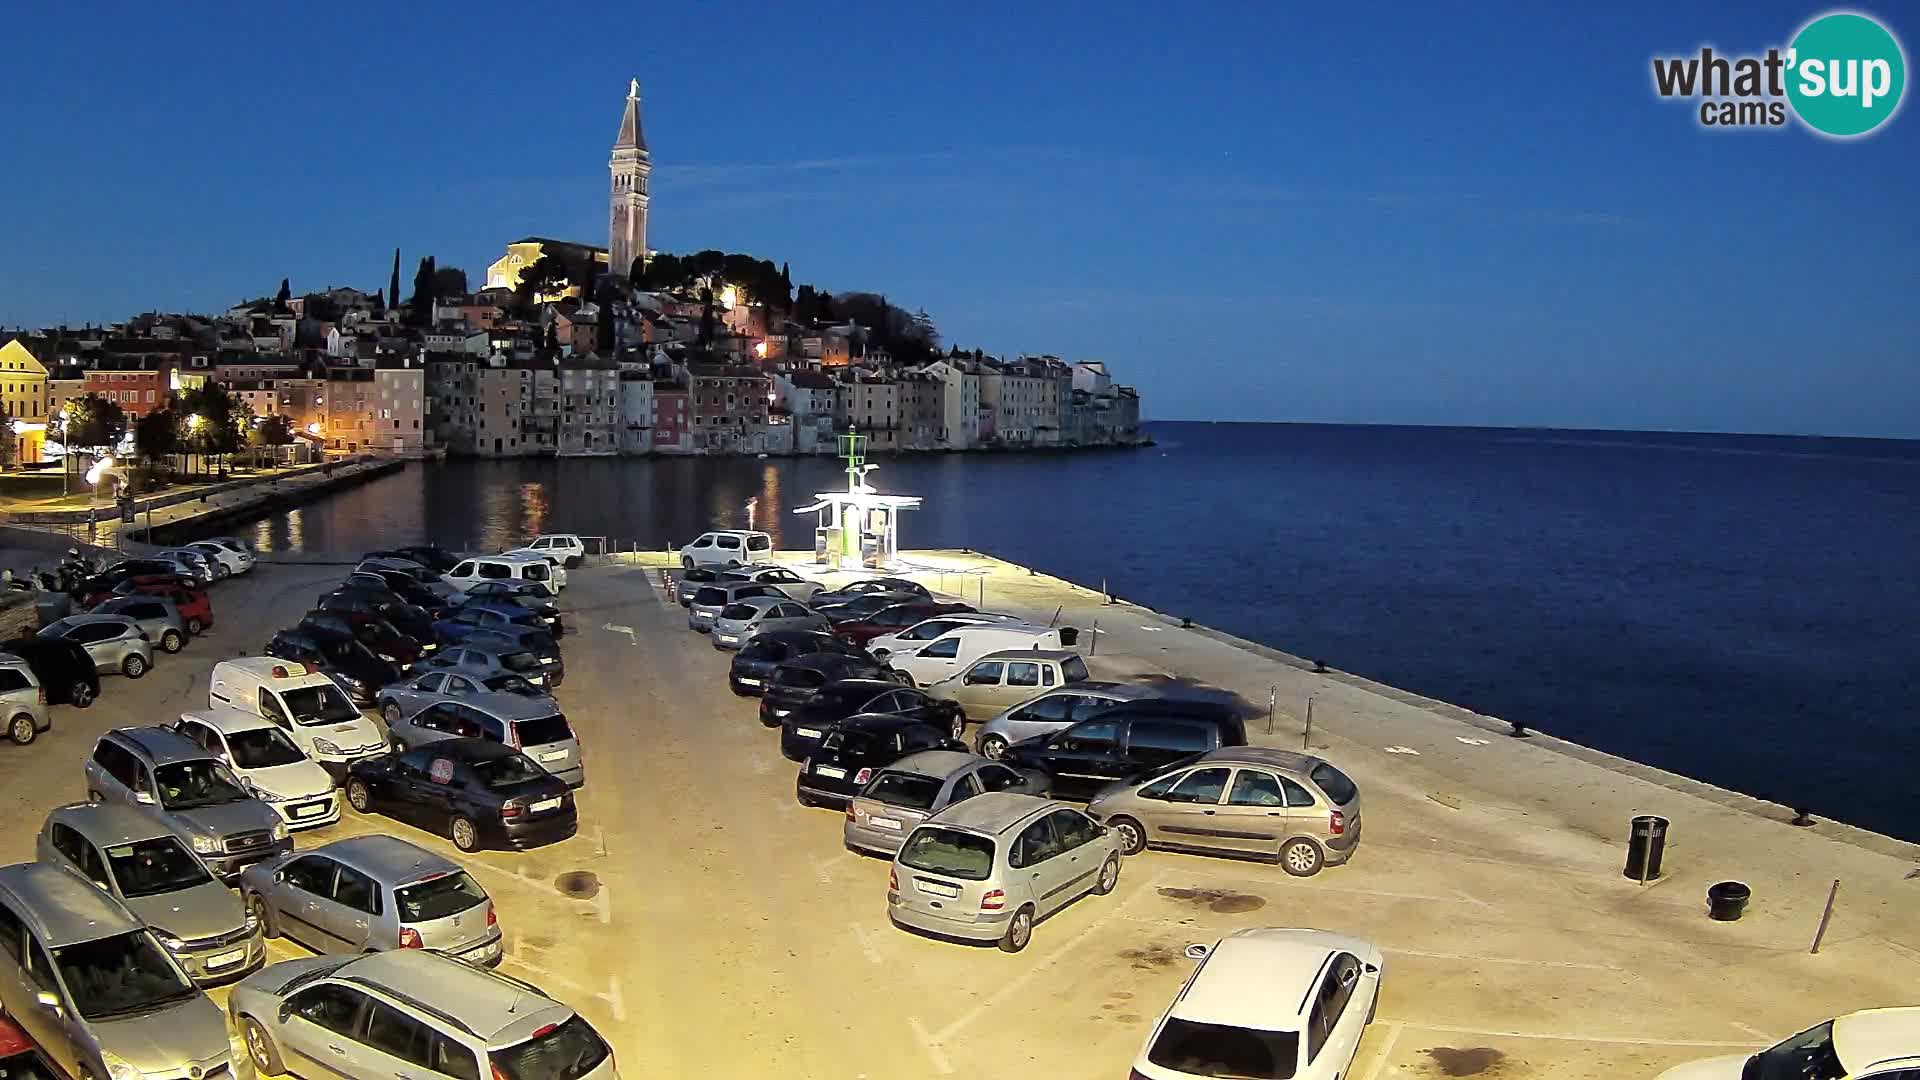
top-left (444, 553), bottom-right (563, 593)
top-left (207, 657), bottom-right (386, 781)
top-left (679, 530), bottom-right (774, 570)
top-left (887, 622), bottom-right (1083, 688)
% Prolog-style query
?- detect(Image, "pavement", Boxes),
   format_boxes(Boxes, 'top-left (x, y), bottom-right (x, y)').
top-left (1, 553), bottom-right (1915, 1079)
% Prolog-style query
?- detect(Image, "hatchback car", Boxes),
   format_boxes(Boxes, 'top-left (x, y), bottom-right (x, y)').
top-left (0, 652), bottom-right (51, 746)
top-left (38, 614), bottom-right (153, 678)
top-left (171, 706), bottom-right (340, 830)
top-left (926, 648), bottom-right (1094, 723)
top-left (832, 601), bottom-right (980, 647)
top-left (975, 682), bottom-right (1152, 760)
top-left (0, 861), bottom-right (235, 1080)
top-left (299, 610), bottom-right (423, 669)
top-left (109, 575), bottom-right (213, 635)
top-left (390, 543), bottom-right (463, 572)
top-left (37, 802), bottom-right (264, 984)
top-left (265, 628), bottom-right (401, 705)
top-left (1, 635), bottom-right (99, 708)
top-left (711, 596), bottom-right (828, 649)
top-left (727, 629), bottom-right (872, 696)
top-left (316, 587), bottom-right (441, 643)
top-left (461, 580), bottom-right (564, 632)
top-left (675, 565), bottom-right (723, 606)
top-left (887, 792), bottom-right (1122, 953)
top-left (84, 726), bottom-right (293, 880)
top-left (240, 835), bottom-right (502, 967)
top-left (796, 713), bottom-right (966, 807)
top-left (228, 948), bottom-right (618, 1080)
top-left (458, 627), bottom-right (565, 686)
top-left (152, 548), bottom-right (216, 584)
top-left (521, 532), bottom-right (588, 567)
top-left (1001, 697), bottom-right (1253, 800)
top-left (780, 679), bottom-right (968, 761)
top-left (687, 581), bottom-right (786, 632)
top-left (345, 740), bottom-right (577, 852)
top-left (433, 600), bottom-right (546, 644)
top-left (380, 669), bottom-right (553, 730)
top-left (844, 750), bottom-right (1051, 856)
top-left (716, 564), bottom-right (824, 602)
top-left (758, 653), bottom-right (906, 727)
top-left (1131, 929), bottom-right (1383, 1080)
top-left (187, 538), bottom-right (254, 577)
top-left (1655, 1009), bottom-right (1920, 1080)
top-left (90, 595), bottom-right (188, 654)
top-left (414, 645), bottom-right (554, 689)
top-left (1088, 748), bottom-right (1363, 876)
top-left (385, 692), bottom-right (582, 788)
top-left (811, 577), bottom-right (932, 605)
top-left (812, 591), bottom-right (925, 625)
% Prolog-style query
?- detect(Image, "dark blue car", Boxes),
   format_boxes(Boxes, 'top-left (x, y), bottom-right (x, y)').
top-left (431, 601), bottom-right (545, 644)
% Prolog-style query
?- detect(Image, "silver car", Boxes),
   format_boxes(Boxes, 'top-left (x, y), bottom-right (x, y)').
top-left (717, 564), bottom-right (826, 602)
top-left (239, 835), bottom-right (502, 966)
top-left (83, 726), bottom-right (292, 881)
top-left (90, 594), bottom-right (188, 654)
top-left (37, 802), bottom-right (265, 985)
top-left (153, 548), bottom-right (216, 583)
top-left (0, 861), bottom-right (234, 1080)
top-left (674, 565), bottom-right (724, 606)
top-left (687, 581), bottom-right (787, 632)
top-left (0, 651), bottom-right (52, 746)
top-left (378, 667), bottom-right (555, 729)
top-left (711, 596), bottom-right (829, 649)
top-left (844, 750), bottom-right (1052, 856)
top-left (187, 539), bottom-right (254, 577)
top-left (39, 613), bottom-right (155, 678)
top-left (229, 950), bottom-right (619, 1080)
top-left (887, 792), bottom-right (1123, 953)
top-left (384, 692), bottom-right (583, 788)
top-left (974, 681), bottom-right (1153, 760)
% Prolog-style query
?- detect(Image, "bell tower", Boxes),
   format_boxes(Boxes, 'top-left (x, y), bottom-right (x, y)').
top-left (609, 78), bottom-right (650, 278)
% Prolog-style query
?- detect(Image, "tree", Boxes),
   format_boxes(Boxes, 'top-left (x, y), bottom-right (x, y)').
top-left (407, 255), bottom-right (438, 325)
top-left (596, 294), bottom-right (615, 354)
top-left (514, 255), bottom-right (573, 310)
top-left (177, 384), bottom-right (244, 475)
top-left (133, 407), bottom-right (180, 469)
top-left (251, 413), bottom-right (294, 467)
top-left (64, 394), bottom-right (127, 453)
top-left (273, 278), bottom-right (291, 313)
top-left (0, 406), bottom-right (14, 470)
top-left (543, 320), bottom-right (559, 356)
top-left (432, 266), bottom-right (468, 299)
top-left (778, 261), bottom-right (793, 309)
top-left (389, 248), bottom-right (402, 314)
top-left (698, 287), bottom-right (716, 347)
top-left (374, 286), bottom-right (386, 314)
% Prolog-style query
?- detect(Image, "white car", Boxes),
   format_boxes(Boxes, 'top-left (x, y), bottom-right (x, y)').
top-left (170, 707), bottom-right (340, 830)
top-left (679, 530), bottom-right (774, 570)
top-left (499, 549), bottom-right (570, 590)
top-left (866, 612), bottom-right (1022, 660)
top-left (1131, 929), bottom-right (1382, 1080)
top-left (151, 549), bottom-right (216, 583)
top-left (522, 533), bottom-right (587, 568)
top-left (187, 539), bottom-right (255, 578)
top-left (885, 623), bottom-right (1074, 687)
top-left (718, 564), bottom-right (825, 603)
top-left (1657, 1009), bottom-right (1920, 1079)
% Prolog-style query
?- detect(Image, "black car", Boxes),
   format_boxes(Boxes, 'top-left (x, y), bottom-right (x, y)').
top-left (811, 577), bottom-right (932, 604)
top-left (813, 592), bottom-right (926, 625)
top-left (729, 630), bottom-right (872, 696)
top-left (353, 568), bottom-right (453, 614)
top-left (72, 559), bottom-right (180, 597)
top-left (794, 713), bottom-right (965, 807)
top-left (344, 738), bottom-right (576, 852)
top-left (758, 653), bottom-right (904, 727)
top-left (265, 629), bottom-right (403, 705)
top-left (0, 636), bottom-right (99, 707)
top-left (299, 611), bottom-right (425, 668)
top-left (386, 545), bottom-right (463, 573)
top-left (317, 588), bottom-right (440, 643)
top-left (780, 679), bottom-right (968, 761)
top-left (1000, 697), bottom-right (1253, 800)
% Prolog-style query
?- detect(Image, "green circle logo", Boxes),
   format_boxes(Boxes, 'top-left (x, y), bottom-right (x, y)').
top-left (1787, 12), bottom-right (1907, 137)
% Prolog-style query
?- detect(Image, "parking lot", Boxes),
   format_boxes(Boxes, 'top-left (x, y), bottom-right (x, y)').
top-left (4, 556), bottom-right (1918, 1078)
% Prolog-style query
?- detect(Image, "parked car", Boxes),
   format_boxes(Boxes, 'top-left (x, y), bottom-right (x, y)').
top-left (0, 652), bottom-right (51, 746)
top-left (38, 613), bottom-right (153, 678)
top-left (832, 601), bottom-right (980, 646)
top-left (239, 835), bottom-right (502, 966)
top-left (0, 1015), bottom-right (60, 1080)
top-left (434, 600), bottom-right (547, 644)
top-left (844, 750), bottom-right (1051, 856)
top-left (37, 802), bottom-right (265, 985)
top-left (415, 644), bottom-right (555, 690)
top-left (728, 629), bottom-right (873, 696)
top-left (975, 682), bottom-right (1153, 760)
top-left (76, 571), bottom-right (194, 611)
top-left (498, 548), bottom-right (570, 590)
top-left (886, 793), bottom-right (1123, 953)
top-left (1655, 1009), bottom-right (1920, 1080)
top-left (345, 739), bottom-right (577, 852)
top-left (926, 648), bottom-right (1095, 724)
top-left (357, 557), bottom-right (460, 598)
top-left (780, 680), bottom-right (968, 760)
top-left (0, 861), bottom-right (235, 1080)
top-left (83, 726), bottom-right (292, 880)
top-left (679, 529), bottom-right (774, 569)
top-left (687, 581), bottom-right (786, 632)
top-left (521, 532), bottom-right (587, 567)
top-left (379, 669), bottom-right (553, 730)
top-left (711, 596), bottom-right (829, 649)
top-left (208, 656), bottom-right (387, 781)
top-left (228, 949), bottom-right (617, 1080)
top-left (110, 575), bottom-right (213, 635)
top-left (152, 548), bottom-right (216, 584)
top-left (384, 692), bottom-right (582, 788)
top-left (1001, 697), bottom-right (1253, 800)
top-left (812, 577), bottom-right (932, 604)
top-left (461, 580), bottom-right (564, 632)
top-left (459, 626), bottom-right (564, 685)
top-left (758, 652), bottom-right (907, 727)
top-left (349, 565), bottom-right (455, 612)
top-left (796, 713), bottom-right (965, 807)
top-left (675, 565), bottom-right (723, 605)
top-left (299, 610), bottom-right (423, 668)
top-left (865, 612), bottom-right (1023, 660)
top-left (171, 706), bottom-right (340, 830)
top-left (1087, 748), bottom-right (1362, 876)
top-left (715, 564), bottom-right (824, 602)
top-left (390, 543), bottom-right (463, 572)
top-left (811, 591), bottom-right (925, 625)
top-left (886, 622), bottom-right (1081, 688)
top-left (91, 594), bottom-right (188, 654)
top-left (1, 635), bottom-right (99, 708)
top-left (316, 587), bottom-right (442, 643)
top-left (443, 553), bottom-right (563, 593)
top-left (1131, 929), bottom-right (1384, 1080)
top-left (265, 628), bottom-right (402, 704)
top-left (71, 558), bottom-right (182, 597)
top-left (187, 538), bottom-right (254, 577)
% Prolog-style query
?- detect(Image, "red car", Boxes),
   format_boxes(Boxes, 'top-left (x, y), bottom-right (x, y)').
top-left (832, 601), bottom-right (977, 645)
top-left (0, 1016), bottom-right (63, 1080)
top-left (105, 575), bottom-right (213, 635)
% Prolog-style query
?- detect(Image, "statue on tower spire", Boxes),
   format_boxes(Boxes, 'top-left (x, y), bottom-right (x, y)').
top-left (629, 78), bottom-right (639, 100)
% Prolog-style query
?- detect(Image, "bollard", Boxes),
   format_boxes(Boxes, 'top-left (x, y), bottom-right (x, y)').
top-left (1301, 695), bottom-right (1312, 748)
top-left (1049, 605), bottom-right (1062, 628)
top-left (1809, 879), bottom-right (1839, 952)
top-left (1791, 808), bottom-right (1816, 827)
top-left (1089, 618), bottom-right (1098, 656)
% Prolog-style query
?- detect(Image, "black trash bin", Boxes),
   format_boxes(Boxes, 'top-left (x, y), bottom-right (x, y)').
top-left (1707, 881), bottom-right (1751, 921)
top-left (1623, 814), bottom-right (1669, 881)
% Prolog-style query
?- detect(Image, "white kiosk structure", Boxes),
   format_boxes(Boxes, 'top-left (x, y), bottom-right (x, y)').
top-left (795, 434), bottom-right (921, 571)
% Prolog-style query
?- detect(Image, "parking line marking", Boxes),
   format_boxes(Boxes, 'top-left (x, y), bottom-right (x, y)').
top-left (908, 1017), bottom-right (954, 1075)
top-left (600, 975), bottom-right (625, 1022)
top-left (1732, 1021), bottom-right (1769, 1039)
top-left (849, 923), bottom-right (884, 965)
top-left (1157, 866), bottom-right (1489, 907)
top-left (1359, 1022), bottom-right (1403, 1080)
top-left (1375, 1021), bottom-right (1760, 1048)
top-left (1382, 946), bottom-right (1617, 971)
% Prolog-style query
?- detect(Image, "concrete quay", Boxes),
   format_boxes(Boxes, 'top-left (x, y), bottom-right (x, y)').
top-left (0, 552), bottom-right (1912, 1079)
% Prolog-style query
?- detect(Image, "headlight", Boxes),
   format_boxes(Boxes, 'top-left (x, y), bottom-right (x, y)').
top-left (191, 835), bottom-right (220, 855)
top-left (245, 910), bottom-right (260, 932)
top-left (312, 737), bottom-right (342, 755)
top-left (377, 653), bottom-right (397, 662)
top-left (153, 930), bottom-right (183, 951)
top-left (101, 1049), bottom-right (145, 1080)
top-left (271, 821), bottom-right (289, 841)
top-left (252, 786), bottom-right (287, 803)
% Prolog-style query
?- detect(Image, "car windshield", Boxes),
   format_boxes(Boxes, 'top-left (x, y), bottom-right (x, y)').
top-left (776, 668), bottom-right (826, 690)
top-left (517, 581), bottom-right (555, 599)
top-left (1744, 1022), bottom-right (1845, 1080)
top-left (1148, 1017), bottom-right (1300, 1078)
top-left (865, 772), bottom-right (942, 810)
top-left (517, 630), bottom-right (558, 654)
top-left (471, 754), bottom-right (548, 789)
top-left (153, 760), bottom-right (250, 809)
top-left (898, 827), bottom-right (995, 881)
top-left (53, 930), bottom-right (197, 1021)
top-left (227, 727), bottom-right (306, 769)
top-left (395, 872), bottom-right (487, 922)
top-left (502, 652), bottom-right (542, 672)
top-left (284, 685), bottom-right (362, 725)
top-left (490, 1014), bottom-right (611, 1080)
top-left (515, 714), bottom-right (573, 746)
top-left (485, 674), bottom-right (541, 695)
top-left (105, 836), bottom-right (214, 898)
top-left (719, 603), bottom-right (759, 620)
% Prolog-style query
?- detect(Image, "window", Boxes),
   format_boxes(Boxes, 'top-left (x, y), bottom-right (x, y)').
top-left (290, 983), bottom-right (366, 1037)
top-left (1049, 809), bottom-right (1099, 850)
top-left (1227, 771), bottom-right (1287, 807)
top-left (963, 661), bottom-right (1004, 686)
top-left (1127, 720), bottom-right (1214, 756)
top-left (1006, 662), bottom-right (1040, 687)
top-left (1040, 666), bottom-right (1056, 687)
top-left (1012, 816), bottom-right (1062, 867)
top-left (1166, 768), bottom-right (1231, 805)
top-left (0, 668), bottom-right (30, 693)
top-left (478, 562), bottom-right (511, 580)
top-left (417, 673), bottom-right (446, 694)
top-left (920, 638), bottom-right (959, 659)
top-left (333, 865), bottom-right (382, 914)
top-left (364, 1001), bottom-right (433, 1066)
top-left (1055, 719), bottom-right (1119, 752)
top-left (0, 901), bottom-right (22, 962)
top-left (1307, 955), bottom-right (1361, 1062)
top-left (281, 855), bottom-right (338, 896)
top-left (1309, 763), bottom-right (1358, 806)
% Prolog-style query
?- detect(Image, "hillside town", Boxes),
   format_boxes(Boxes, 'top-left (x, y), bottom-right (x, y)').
top-left (0, 81), bottom-right (1142, 465)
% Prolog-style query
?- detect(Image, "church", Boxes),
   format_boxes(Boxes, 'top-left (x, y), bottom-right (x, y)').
top-left (485, 80), bottom-right (650, 293)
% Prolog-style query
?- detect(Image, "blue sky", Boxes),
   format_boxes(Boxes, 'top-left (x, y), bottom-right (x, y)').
top-left (3, 2), bottom-right (1915, 435)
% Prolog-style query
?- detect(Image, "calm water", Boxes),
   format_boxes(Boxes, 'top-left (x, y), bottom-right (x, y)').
top-left (245, 423), bottom-right (1920, 840)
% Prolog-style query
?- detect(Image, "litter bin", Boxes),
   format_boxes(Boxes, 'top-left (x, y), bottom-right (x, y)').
top-left (1707, 881), bottom-right (1751, 921)
top-left (1623, 814), bottom-right (1669, 881)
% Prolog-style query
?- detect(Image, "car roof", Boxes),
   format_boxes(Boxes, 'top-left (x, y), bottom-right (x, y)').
top-left (108, 725), bottom-right (214, 765)
top-left (426, 737), bottom-right (521, 763)
top-left (723, 595), bottom-right (784, 611)
top-left (751, 629), bottom-right (836, 645)
top-left (456, 692), bottom-right (561, 722)
top-left (883, 750), bottom-right (979, 778)
top-left (782, 653), bottom-right (869, 674)
top-left (313, 835), bottom-right (461, 884)
top-left (46, 801), bottom-right (174, 847)
top-left (704, 530), bottom-right (767, 538)
top-left (975, 648), bottom-right (1082, 663)
top-left (60, 613), bottom-right (137, 627)
top-left (937, 622), bottom-right (1051, 637)
top-left (926, 791), bottom-right (1055, 834)
top-left (1173, 929), bottom-right (1375, 1030)
top-left (1194, 746), bottom-right (1325, 773)
top-left (0, 861), bottom-right (144, 946)
top-left (1834, 1008), bottom-right (1920, 1070)
top-left (179, 706), bottom-right (282, 736)
top-left (0, 651), bottom-right (29, 668)
top-left (825, 678), bottom-right (907, 696)
top-left (837, 712), bottom-right (934, 732)
top-left (216, 656), bottom-right (332, 684)
top-left (335, 950), bottom-right (566, 1043)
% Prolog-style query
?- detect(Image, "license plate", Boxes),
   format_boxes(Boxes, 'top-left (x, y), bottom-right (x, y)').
top-left (815, 765), bottom-right (846, 779)
top-left (530, 797), bottom-right (562, 812)
top-left (796, 727), bottom-right (822, 739)
top-left (916, 879), bottom-right (960, 898)
top-left (541, 657), bottom-right (557, 666)
top-left (869, 816), bottom-right (901, 831)
top-left (538, 749), bottom-right (567, 762)
top-left (528, 675), bottom-right (545, 685)
top-left (736, 676), bottom-right (761, 686)
top-left (292, 803), bottom-right (327, 818)
top-left (717, 635), bottom-right (737, 644)
top-left (207, 949), bottom-right (246, 969)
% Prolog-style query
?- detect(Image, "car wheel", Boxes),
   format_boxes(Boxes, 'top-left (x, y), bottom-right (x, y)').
top-left (892, 669), bottom-right (916, 687)
top-left (345, 779), bottom-right (372, 813)
top-left (680, 557), bottom-right (694, 571)
top-left (248, 893), bottom-right (278, 939)
top-left (69, 681), bottom-right (95, 708)
top-left (1110, 816), bottom-right (1147, 856)
top-left (161, 629), bottom-right (184, 654)
top-left (382, 703), bottom-right (402, 727)
top-left (186, 616), bottom-right (203, 635)
top-left (122, 654), bottom-right (147, 678)
top-left (796, 790), bottom-right (818, 808)
top-left (979, 734), bottom-right (1008, 760)
top-left (565, 555), bottom-right (581, 569)
top-left (947, 714), bottom-right (966, 740)
top-left (450, 815), bottom-right (481, 853)
top-left (241, 1016), bottom-right (284, 1076)
top-left (215, 564), bottom-right (232, 580)
top-left (8, 714), bottom-right (36, 746)
top-left (998, 905), bottom-right (1034, 953)
top-left (1280, 837), bottom-right (1324, 877)
top-left (1093, 854), bottom-right (1121, 895)
top-left (759, 712), bottom-right (781, 729)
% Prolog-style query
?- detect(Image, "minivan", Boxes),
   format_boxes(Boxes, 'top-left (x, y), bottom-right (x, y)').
top-left (886, 623), bottom-right (1082, 688)
top-left (385, 692), bottom-right (583, 788)
top-left (442, 554), bottom-right (559, 594)
top-left (679, 530), bottom-right (774, 570)
top-left (925, 648), bottom-right (1095, 723)
top-left (209, 657), bottom-right (387, 781)
top-left (0, 652), bottom-right (51, 747)
top-left (999, 697), bottom-right (1251, 799)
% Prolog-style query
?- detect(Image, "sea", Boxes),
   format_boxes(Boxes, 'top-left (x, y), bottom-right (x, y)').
top-left (241, 422), bottom-right (1920, 842)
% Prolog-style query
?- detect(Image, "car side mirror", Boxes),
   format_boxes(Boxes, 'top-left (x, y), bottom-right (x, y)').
top-left (1184, 943), bottom-right (1211, 961)
top-left (273, 870), bottom-right (286, 883)
top-left (34, 990), bottom-right (62, 1016)
top-left (134, 792), bottom-right (155, 805)
top-left (278, 1003), bottom-right (293, 1025)
top-left (942, 739), bottom-right (968, 752)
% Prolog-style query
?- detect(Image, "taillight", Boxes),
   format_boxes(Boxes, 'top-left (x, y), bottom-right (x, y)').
top-left (888, 867), bottom-right (897, 891)
top-left (853, 767), bottom-right (873, 786)
top-left (36, 687), bottom-right (46, 705)
top-left (845, 803), bottom-right (857, 822)
top-left (399, 927), bottom-right (422, 949)
top-left (1329, 809), bottom-right (1346, 836)
top-left (980, 889), bottom-right (1006, 911)
top-left (501, 801), bottom-right (524, 821)
top-left (486, 906), bottom-right (497, 928)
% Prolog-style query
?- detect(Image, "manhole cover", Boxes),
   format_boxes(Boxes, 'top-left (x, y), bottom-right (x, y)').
top-left (554, 871), bottom-right (600, 899)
